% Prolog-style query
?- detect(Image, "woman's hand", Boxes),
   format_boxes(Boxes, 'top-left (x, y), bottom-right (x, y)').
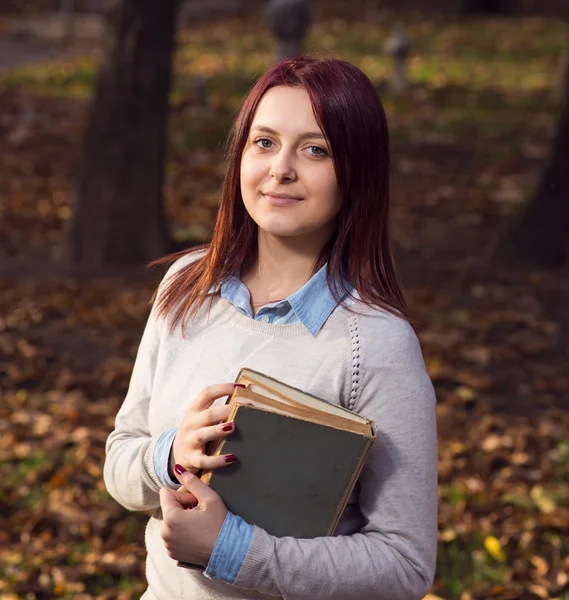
top-left (160, 464), bottom-right (228, 566)
top-left (171, 383), bottom-right (242, 478)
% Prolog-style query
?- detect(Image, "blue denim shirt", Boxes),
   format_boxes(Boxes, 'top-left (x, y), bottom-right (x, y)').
top-left (153, 265), bottom-right (340, 582)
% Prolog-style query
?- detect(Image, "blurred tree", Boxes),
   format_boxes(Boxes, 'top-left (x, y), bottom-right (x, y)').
top-left (267, 0), bottom-right (311, 60)
top-left (64, 0), bottom-right (179, 267)
top-left (500, 53), bottom-right (569, 266)
top-left (384, 23), bottom-right (411, 93)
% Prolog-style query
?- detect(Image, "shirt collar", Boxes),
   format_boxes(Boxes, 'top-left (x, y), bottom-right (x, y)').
top-left (285, 265), bottom-right (339, 336)
top-left (215, 264), bottom-right (342, 336)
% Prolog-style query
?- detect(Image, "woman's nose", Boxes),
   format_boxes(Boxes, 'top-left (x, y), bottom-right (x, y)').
top-left (269, 150), bottom-right (297, 182)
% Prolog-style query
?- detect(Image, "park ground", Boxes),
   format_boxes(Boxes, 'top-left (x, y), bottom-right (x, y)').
top-left (0, 4), bottom-right (569, 599)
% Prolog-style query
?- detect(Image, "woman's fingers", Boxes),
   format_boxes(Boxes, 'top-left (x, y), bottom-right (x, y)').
top-left (193, 421), bottom-right (235, 446)
top-left (193, 383), bottom-right (239, 411)
top-left (173, 383), bottom-right (244, 473)
top-left (195, 403), bottom-right (233, 429)
top-left (192, 451), bottom-right (237, 472)
top-left (172, 489), bottom-right (199, 508)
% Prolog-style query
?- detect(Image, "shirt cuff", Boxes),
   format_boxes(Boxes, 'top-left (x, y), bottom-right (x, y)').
top-left (153, 429), bottom-right (180, 488)
top-left (204, 512), bottom-right (254, 584)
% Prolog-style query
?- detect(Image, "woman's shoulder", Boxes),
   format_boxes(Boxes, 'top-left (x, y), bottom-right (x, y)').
top-left (163, 247), bottom-right (208, 279)
top-left (338, 302), bottom-right (423, 363)
top-left (341, 301), bottom-right (415, 337)
top-left (153, 247), bottom-right (208, 307)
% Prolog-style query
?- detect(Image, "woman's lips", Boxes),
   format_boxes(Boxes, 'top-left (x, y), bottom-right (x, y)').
top-left (263, 193), bottom-right (303, 207)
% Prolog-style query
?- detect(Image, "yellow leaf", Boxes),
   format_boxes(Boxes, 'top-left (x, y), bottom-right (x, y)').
top-left (481, 434), bottom-right (502, 452)
top-left (57, 205), bottom-right (71, 220)
top-left (527, 584), bottom-right (549, 599)
top-left (425, 357), bottom-right (441, 378)
top-left (440, 527), bottom-right (457, 542)
top-left (484, 535), bottom-right (506, 562)
top-left (15, 390), bottom-right (28, 402)
top-left (530, 485), bottom-right (556, 514)
top-left (455, 386), bottom-right (476, 402)
top-left (449, 442), bottom-right (467, 455)
top-left (529, 555), bottom-right (549, 576)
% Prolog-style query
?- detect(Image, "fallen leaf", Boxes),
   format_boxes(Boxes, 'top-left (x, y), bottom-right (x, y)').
top-left (530, 486), bottom-right (557, 514)
top-left (484, 536), bottom-right (506, 562)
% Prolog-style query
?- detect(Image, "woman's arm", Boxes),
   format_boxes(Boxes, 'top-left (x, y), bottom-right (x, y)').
top-left (223, 315), bottom-right (438, 600)
top-left (103, 305), bottom-right (164, 511)
top-left (103, 250), bottom-right (227, 512)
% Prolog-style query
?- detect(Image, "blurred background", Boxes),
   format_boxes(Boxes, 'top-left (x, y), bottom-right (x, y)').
top-left (0, 0), bottom-right (568, 598)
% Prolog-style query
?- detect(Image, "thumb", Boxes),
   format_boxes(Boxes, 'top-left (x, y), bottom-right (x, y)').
top-left (174, 464), bottom-right (217, 504)
top-left (160, 486), bottom-right (185, 519)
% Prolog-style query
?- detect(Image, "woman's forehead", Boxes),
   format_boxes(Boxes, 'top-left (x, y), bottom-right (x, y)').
top-left (250, 86), bottom-right (322, 136)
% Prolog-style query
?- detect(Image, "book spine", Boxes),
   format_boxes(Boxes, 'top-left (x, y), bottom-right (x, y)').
top-left (327, 433), bottom-right (375, 535)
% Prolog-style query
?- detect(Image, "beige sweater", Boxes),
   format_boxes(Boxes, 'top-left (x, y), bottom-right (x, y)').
top-left (103, 257), bottom-right (438, 600)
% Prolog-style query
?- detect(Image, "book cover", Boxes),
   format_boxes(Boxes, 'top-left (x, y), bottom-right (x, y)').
top-left (206, 404), bottom-right (373, 538)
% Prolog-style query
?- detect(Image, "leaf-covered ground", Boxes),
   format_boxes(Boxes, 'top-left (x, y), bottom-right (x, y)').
top-left (1, 8), bottom-right (568, 600)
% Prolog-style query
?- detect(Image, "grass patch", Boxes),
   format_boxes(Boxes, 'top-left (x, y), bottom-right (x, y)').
top-left (436, 536), bottom-right (509, 600)
top-left (10, 449), bottom-right (51, 480)
top-left (553, 438), bottom-right (569, 480)
top-left (0, 15), bottom-right (563, 152)
top-left (441, 482), bottom-right (468, 506)
top-left (0, 57), bottom-right (98, 98)
top-left (66, 542), bottom-right (92, 566)
top-left (1, 16), bottom-right (566, 102)
top-left (123, 513), bottom-right (146, 544)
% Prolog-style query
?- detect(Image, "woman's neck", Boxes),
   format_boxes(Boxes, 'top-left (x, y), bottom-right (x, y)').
top-left (241, 232), bottom-right (326, 307)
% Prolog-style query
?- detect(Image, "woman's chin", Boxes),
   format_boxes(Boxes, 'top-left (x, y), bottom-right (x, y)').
top-left (258, 226), bottom-right (306, 239)
top-left (254, 216), bottom-right (337, 243)
top-left (254, 219), bottom-right (307, 239)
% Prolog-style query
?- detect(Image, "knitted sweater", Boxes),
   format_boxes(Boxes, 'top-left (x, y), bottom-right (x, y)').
top-left (103, 257), bottom-right (438, 600)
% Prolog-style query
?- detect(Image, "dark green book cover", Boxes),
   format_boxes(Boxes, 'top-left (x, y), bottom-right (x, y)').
top-left (207, 406), bottom-right (372, 538)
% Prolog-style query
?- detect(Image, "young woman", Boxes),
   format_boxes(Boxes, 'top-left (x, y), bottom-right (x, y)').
top-left (104, 56), bottom-right (438, 600)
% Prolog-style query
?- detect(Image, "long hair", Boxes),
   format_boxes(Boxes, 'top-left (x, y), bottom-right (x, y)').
top-left (152, 56), bottom-right (408, 331)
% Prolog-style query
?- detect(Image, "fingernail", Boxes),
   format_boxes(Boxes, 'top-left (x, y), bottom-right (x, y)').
top-left (224, 454), bottom-right (237, 464)
top-left (174, 464), bottom-right (187, 476)
top-left (222, 422), bottom-right (234, 432)
top-left (234, 383), bottom-right (246, 388)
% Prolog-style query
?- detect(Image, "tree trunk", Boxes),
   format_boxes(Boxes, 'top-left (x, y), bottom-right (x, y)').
top-left (267, 0), bottom-right (311, 60)
top-left (64, 0), bottom-right (179, 267)
top-left (499, 56), bottom-right (569, 267)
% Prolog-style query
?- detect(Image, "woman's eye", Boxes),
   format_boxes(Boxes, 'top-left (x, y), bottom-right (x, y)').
top-left (307, 145), bottom-right (328, 157)
top-left (254, 138), bottom-right (273, 149)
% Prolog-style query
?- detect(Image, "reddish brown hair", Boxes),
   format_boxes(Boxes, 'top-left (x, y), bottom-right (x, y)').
top-left (152, 56), bottom-right (407, 331)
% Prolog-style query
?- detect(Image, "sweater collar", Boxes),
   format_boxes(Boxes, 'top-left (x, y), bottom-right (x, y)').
top-left (213, 265), bottom-right (341, 336)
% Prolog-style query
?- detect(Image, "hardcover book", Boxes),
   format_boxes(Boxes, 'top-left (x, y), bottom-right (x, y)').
top-left (201, 368), bottom-right (376, 538)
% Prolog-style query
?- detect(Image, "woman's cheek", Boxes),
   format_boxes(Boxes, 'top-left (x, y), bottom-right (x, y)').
top-left (241, 153), bottom-right (266, 186)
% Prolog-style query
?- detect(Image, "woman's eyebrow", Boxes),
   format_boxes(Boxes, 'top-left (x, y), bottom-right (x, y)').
top-left (251, 125), bottom-right (326, 141)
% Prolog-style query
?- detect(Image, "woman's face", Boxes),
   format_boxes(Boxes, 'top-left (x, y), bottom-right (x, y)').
top-left (240, 86), bottom-right (341, 241)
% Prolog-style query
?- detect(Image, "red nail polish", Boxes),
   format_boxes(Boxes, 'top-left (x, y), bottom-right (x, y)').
top-left (222, 422), bottom-right (234, 432)
top-left (174, 464), bottom-right (187, 476)
top-left (224, 454), bottom-right (237, 464)
top-left (234, 383), bottom-right (246, 388)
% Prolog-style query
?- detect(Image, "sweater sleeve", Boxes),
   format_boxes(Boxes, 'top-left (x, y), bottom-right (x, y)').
top-left (103, 303), bottom-right (164, 511)
top-left (103, 254), bottom-right (200, 511)
top-left (231, 315), bottom-right (438, 600)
